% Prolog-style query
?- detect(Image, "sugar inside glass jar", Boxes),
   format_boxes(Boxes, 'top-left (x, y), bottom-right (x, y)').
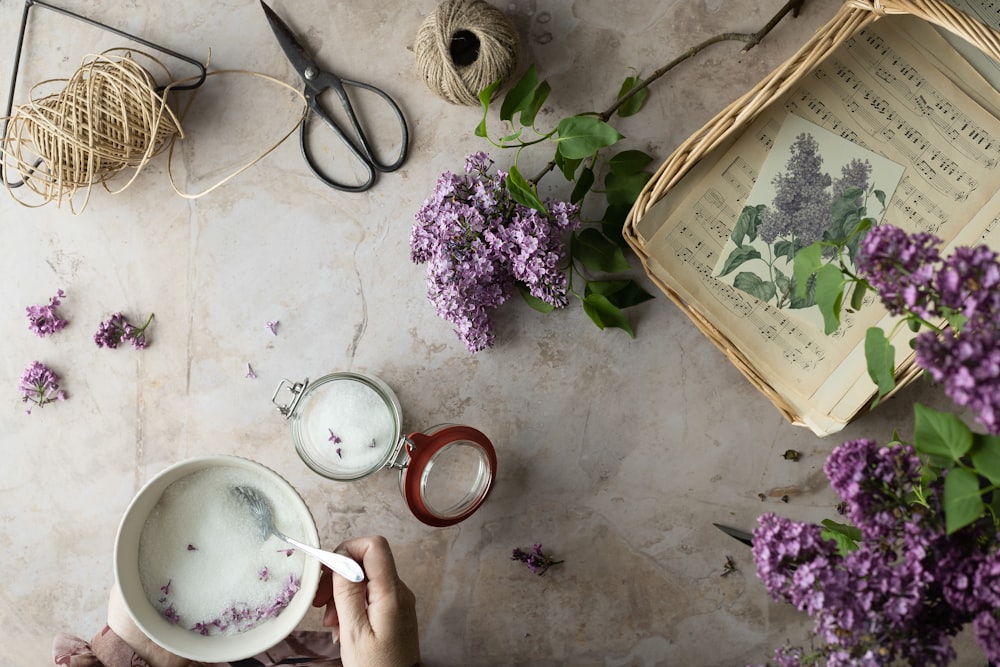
top-left (272, 372), bottom-right (496, 526)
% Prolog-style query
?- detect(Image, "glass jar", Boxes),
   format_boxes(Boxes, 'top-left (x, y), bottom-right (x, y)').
top-left (272, 372), bottom-right (496, 527)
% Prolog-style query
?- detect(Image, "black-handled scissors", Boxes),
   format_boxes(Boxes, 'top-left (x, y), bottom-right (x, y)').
top-left (713, 523), bottom-right (754, 547)
top-left (260, 1), bottom-right (409, 192)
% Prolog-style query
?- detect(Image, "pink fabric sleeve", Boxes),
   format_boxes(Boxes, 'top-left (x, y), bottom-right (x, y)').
top-left (54, 628), bottom-right (340, 666)
top-left (53, 626), bottom-right (149, 666)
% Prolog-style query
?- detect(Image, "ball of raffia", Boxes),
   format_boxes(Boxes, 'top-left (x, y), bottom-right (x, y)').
top-left (2, 51), bottom-right (182, 211)
top-left (414, 0), bottom-right (519, 106)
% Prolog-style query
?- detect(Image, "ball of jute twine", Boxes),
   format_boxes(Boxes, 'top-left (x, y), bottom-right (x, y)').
top-left (2, 49), bottom-right (309, 214)
top-left (2, 49), bottom-right (183, 213)
top-left (415, 0), bottom-right (518, 106)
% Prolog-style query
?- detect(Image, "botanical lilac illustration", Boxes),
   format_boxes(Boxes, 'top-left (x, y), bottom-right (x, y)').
top-left (717, 124), bottom-right (896, 324)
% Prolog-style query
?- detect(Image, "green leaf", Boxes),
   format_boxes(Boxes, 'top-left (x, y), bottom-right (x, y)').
top-left (554, 148), bottom-right (582, 181)
top-left (813, 264), bottom-right (846, 334)
top-left (521, 81), bottom-right (551, 128)
top-left (793, 243), bottom-right (823, 298)
top-left (773, 239), bottom-right (796, 262)
top-left (913, 403), bottom-right (974, 461)
top-left (601, 204), bottom-right (632, 246)
top-left (717, 246), bottom-right (762, 277)
top-left (572, 228), bottom-right (631, 273)
top-left (865, 327), bottom-right (896, 402)
top-left (773, 267), bottom-right (790, 299)
top-left (517, 282), bottom-right (555, 313)
top-left (556, 116), bottom-right (624, 159)
top-left (500, 66), bottom-right (538, 123)
top-left (604, 171), bottom-right (650, 207)
top-left (971, 434), bottom-right (1000, 486)
top-left (731, 206), bottom-right (761, 248)
top-left (616, 73), bottom-right (648, 117)
top-left (478, 80), bottom-right (500, 110)
top-left (506, 164), bottom-right (548, 214)
top-left (585, 279), bottom-right (653, 309)
top-left (571, 166), bottom-right (595, 204)
top-left (945, 310), bottom-right (970, 331)
top-left (733, 273), bottom-right (776, 303)
top-left (874, 189), bottom-right (887, 208)
top-left (849, 281), bottom-right (868, 311)
top-left (820, 519), bottom-right (861, 556)
top-left (944, 467), bottom-right (985, 534)
top-left (475, 80), bottom-right (502, 137)
top-left (608, 150), bottom-right (653, 176)
top-left (582, 292), bottom-right (635, 336)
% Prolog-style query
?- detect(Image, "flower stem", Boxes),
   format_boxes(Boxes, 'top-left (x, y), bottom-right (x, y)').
top-left (531, 0), bottom-right (811, 184)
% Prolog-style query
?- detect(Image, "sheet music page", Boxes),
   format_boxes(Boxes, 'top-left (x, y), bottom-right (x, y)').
top-left (634, 15), bottom-right (1000, 432)
top-left (903, 7), bottom-right (1000, 111)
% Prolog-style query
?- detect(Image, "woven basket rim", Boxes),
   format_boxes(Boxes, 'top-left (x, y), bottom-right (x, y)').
top-left (623, 0), bottom-right (1000, 432)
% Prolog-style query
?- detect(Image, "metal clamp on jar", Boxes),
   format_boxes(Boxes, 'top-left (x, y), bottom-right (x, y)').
top-left (272, 372), bottom-right (497, 527)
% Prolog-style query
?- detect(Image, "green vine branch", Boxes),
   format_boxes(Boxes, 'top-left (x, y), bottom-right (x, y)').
top-left (475, 0), bottom-right (815, 336)
top-left (532, 0), bottom-right (810, 184)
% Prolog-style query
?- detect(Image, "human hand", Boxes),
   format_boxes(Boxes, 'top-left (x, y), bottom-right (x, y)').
top-left (311, 535), bottom-right (420, 667)
top-left (106, 583), bottom-right (193, 667)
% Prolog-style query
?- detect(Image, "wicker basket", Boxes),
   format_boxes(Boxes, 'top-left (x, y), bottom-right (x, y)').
top-left (623, 0), bottom-right (1000, 431)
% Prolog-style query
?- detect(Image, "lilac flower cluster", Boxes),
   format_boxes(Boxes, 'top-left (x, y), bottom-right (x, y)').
top-left (511, 543), bottom-right (563, 576)
top-left (753, 438), bottom-right (1000, 666)
top-left (19, 361), bottom-right (67, 414)
top-left (26, 289), bottom-right (69, 337)
top-left (411, 152), bottom-right (580, 352)
top-left (759, 133), bottom-right (833, 245)
top-left (94, 312), bottom-right (154, 349)
top-left (832, 158), bottom-right (872, 208)
top-left (159, 573), bottom-right (301, 636)
top-left (856, 225), bottom-right (1000, 433)
top-left (855, 225), bottom-right (941, 318)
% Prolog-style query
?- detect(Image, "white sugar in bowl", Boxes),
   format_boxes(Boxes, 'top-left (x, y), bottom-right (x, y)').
top-left (114, 456), bottom-right (322, 662)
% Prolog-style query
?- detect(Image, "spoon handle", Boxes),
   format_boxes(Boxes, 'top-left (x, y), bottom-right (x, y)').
top-left (281, 534), bottom-right (365, 583)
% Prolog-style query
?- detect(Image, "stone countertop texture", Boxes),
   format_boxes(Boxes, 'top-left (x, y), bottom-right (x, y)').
top-left (0, 1), bottom-right (987, 665)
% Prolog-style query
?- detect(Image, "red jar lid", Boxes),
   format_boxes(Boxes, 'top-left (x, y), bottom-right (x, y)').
top-left (399, 425), bottom-right (497, 527)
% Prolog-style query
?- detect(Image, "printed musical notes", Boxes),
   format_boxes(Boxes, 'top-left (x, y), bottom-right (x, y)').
top-left (632, 14), bottom-right (1000, 433)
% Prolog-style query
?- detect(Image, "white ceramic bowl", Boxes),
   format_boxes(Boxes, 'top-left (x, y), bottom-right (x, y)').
top-left (114, 456), bottom-right (321, 662)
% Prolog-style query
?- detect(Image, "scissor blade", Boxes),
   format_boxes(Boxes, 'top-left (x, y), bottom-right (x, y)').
top-left (260, 1), bottom-right (320, 85)
top-left (713, 523), bottom-right (754, 547)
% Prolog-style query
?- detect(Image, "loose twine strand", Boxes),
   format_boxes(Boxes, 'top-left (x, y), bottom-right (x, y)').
top-left (1, 49), bottom-right (308, 214)
top-left (414, 0), bottom-right (518, 106)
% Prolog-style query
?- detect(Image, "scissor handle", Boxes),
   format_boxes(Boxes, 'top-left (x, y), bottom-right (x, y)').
top-left (300, 71), bottom-right (409, 192)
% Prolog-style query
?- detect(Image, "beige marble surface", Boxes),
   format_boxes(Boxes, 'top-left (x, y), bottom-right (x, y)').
top-left (0, 1), bottom-right (987, 665)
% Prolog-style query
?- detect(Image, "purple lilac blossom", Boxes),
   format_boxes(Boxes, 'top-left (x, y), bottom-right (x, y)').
top-left (753, 437), bottom-right (1000, 665)
top-left (856, 224), bottom-right (941, 318)
top-left (511, 543), bottom-right (562, 576)
top-left (832, 158), bottom-right (872, 208)
top-left (26, 289), bottom-right (69, 337)
top-left (94, 312), bottom-right (154, 349)
top-left (823, 439), bottom-right (922, 541)
top-left (857, 225), bottom-right (1000, 434)
top-left (974, 612), bottom-right (1000, 662)
top-left (758, 133), bottom-right (833, 245)
top-left (410, 153), bottom-right (580, 352)
top-left (160, 573), bottom-right (301, 636)
top-left (915, 324), bottom-right (1000, 434)
top-left (19, 361), bottom-right (67, 413)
